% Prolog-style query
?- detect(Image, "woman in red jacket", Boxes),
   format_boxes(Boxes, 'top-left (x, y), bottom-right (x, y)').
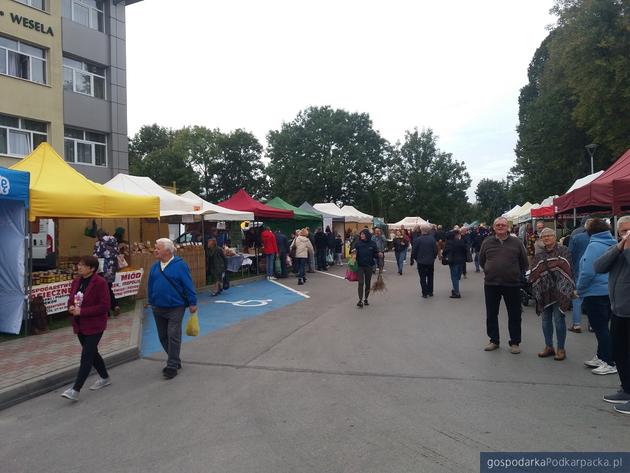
top-left (61, 256), bottom-right (112, 401)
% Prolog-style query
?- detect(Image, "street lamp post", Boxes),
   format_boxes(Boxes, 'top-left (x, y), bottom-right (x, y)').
top-left (585, 143), bottom-right (598, 175)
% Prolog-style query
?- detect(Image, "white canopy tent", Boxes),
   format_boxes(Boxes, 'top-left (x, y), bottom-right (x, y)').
top-left (180, 191), bottom-right (254, 221)
top-left (104, 174), bottom-right (201, 217)
top-left (565, 170), bottom-right (604, 193)
top-left (340, 205), bottom-right (373, 224)
top-left (388, 216), bottom-right (428, 229)
top-left (515, 202), bottom-right (534, 224)
top-left (502, 204), bottom-right (522, 222)
top-left (313, 203), bottom-right (346, 221)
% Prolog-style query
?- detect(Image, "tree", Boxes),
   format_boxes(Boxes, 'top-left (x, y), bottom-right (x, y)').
top-left (392, 128), bottom-right (471, 227)
top-left (128, 125), bottom-right (200, 193)
top-left (217, 129), bottom-right (267, 201)
top-left (266, 106), bottom-right (391, 212)
top-left (475, 179), bottom-right (510, 223)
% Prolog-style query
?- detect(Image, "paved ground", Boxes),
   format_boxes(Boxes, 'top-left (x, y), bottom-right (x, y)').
top-left (1, 258), bottom-right (627, 473)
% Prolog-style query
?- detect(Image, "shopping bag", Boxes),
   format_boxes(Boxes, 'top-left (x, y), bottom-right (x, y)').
top-left (185, 310), bottom-right (199, 336)
top-left (326, 252), bottom-right (334, 264)
top-left (345, 269), bottom-right (358, 281)
top-left (117, 254), bottom-right (128, 269)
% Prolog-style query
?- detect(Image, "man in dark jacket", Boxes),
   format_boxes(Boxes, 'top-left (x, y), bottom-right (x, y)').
top-left (314, 227), bottom-right (328, 270)
top-left (479, 217), bottom-right (528, 354)
top-left (275, 229), bottom-right (290, 278)
top-left (411, 223), bottom-right (438, 298)
top-left (325, 226), bottom-right (336, 263)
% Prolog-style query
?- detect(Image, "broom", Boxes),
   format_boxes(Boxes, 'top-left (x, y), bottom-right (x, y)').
top-left (371, 257), bottom-right (386, 292)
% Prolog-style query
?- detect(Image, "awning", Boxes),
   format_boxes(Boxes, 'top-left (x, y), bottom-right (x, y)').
top-left (389, 216), bottom-right (428, 229)
top-left (10, 143), bottom-right (159, 221)
top-left (267, 197), bottom-right (322, 222)
top-left (313, 202), bottom-right (347, 221)
top-left (104, 174), bottom-right (200, 217)
top-left (340, 205), bottom-right (373, 224)
top-left (0, 168), bottom-right (30, 207)
top-left (179, 191), bottom-right (254, 221)
top-left (218, 189), bottom-right (294, 220)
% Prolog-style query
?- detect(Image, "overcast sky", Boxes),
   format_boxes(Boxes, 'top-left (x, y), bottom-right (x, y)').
top-left (126, 0), bottom-right (556, 201)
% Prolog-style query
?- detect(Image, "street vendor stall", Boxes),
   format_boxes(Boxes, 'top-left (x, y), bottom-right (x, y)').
top-left (9, 143), bottom-right (160, 318)
top-left (267, 196), bottom-right (322, 235)
top-left (0, 168), bottom-right (30, 334)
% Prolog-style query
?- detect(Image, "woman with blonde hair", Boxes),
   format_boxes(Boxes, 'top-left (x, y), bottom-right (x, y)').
top-left (290, 228), bottom-right (314, 285)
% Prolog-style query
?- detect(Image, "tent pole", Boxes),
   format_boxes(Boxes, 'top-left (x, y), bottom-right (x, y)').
top-left (573, 208), bottom-right (577, 228)
top-left (25, 211), bottom-right (33, 337)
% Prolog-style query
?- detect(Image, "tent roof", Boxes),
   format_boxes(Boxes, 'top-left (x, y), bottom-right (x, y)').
top-left (0, 168), bottom-right (29, 207)
top-left (502, 204), bottom-right (521, 219)
top-left (389, 216), bottom-right (428, 229)
top-left (267, 197), bottom-right (322, 221)
top-left (180, 191), bottom-right (254, 221)
top-left (555, 150), bottom-right (630, 214)
top-left (10, 143), bottom-right (159, 221)
top-left (313, 202), bottom-right (346, 220)
top-left (104, 174), bottom-right (201, 217)
top-left (565, 171), bottom-right (603, 194)
top-left (218, 189), bottom-right (294, 219)
top-left (340, 205), bottom-right (373, 223)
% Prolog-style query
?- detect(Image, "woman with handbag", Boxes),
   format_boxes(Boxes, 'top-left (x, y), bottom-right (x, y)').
top-left (61, 256), bottom-right (111, 401)
top-left (443, 229), bottom-right (468, 299)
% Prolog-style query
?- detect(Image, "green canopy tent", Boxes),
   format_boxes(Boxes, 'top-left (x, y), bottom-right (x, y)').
top-left (265, 197), bottom-right (323, 236)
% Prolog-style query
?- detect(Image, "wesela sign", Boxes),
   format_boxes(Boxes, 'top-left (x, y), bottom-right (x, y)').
top-left (0, 175), bottom-right (10, 196)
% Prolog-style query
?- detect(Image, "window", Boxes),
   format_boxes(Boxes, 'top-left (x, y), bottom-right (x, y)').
top-left (64, 127), bottom-right (107, 166)
top-left (63, 57), bottom-right (106, 99)
top-left (62, 0), bottom-right (104, 32)
top-left (0, 35), bottom-right (47, 84)
top-left (15, 0), bottom-right (46, 11)
top-left (0, 114), bottom-right (48, 157)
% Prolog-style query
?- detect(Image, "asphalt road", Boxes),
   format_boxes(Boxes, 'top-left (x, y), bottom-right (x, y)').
top-left (1, 258), bottom-right (627, 473)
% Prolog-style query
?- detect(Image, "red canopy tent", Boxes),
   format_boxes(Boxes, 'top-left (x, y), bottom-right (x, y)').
top-left (531, 205), bottom-right (554, 218)
top-left (218, 189), bottom-right (294, 219)
top-left (554, 149), bottom-right (630, 214)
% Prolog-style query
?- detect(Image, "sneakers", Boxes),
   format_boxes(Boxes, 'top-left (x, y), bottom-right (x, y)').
top-left (297, 279), bottom-right (304, 285)
top-left (356, 300), bottom-right (363, 308)
top-left (584, 355), bottom-right (604, 368)
top-left (61, 388), bottom-right (79, 401)
top-left (364, 299), bottom-right (369, 306)
top-left (614, 401), bottom-right (630, 415)
top-left (603, 389), bottom-right (630, 404)
top-left (592, 362), bottom-right (618, 375)
top-left (449, 294), bottom-right (461, 299)
top-left (89, 377), bottom-right (111, 391)
top-left (510, 344), bottom-right (521, 354)
top-left (568, 325), bottom-right (582, 333)
top-left (538, 346), bottom-right (555, 358)
top-left (554, 349), bottom-right (566, 361)
top-left (163, 367), bottom-right (178, 379)
top-left (484, 342), bottom-right (499, 351)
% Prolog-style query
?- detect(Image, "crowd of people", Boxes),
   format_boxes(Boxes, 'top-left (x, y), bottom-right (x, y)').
top-left (59, 215), bottom-right (630, 416)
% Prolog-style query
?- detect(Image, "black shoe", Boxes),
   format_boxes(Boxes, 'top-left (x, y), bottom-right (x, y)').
top-left (449, 294), bottom-right (461, 299)
top-left (298, 279), bottom-right (304, 285)
top-left (399, 271), bottom-right (403, 275)
top-left (357, 300), bottom-right (363, 308)
top-left (163, 367), bottom-right (178, 379)
top-left (428, 293), bottom-right (434, 297)
top-left (364, 299), bottom-right (369, 306)
top-left (421, 294), bottom-right (428, 298)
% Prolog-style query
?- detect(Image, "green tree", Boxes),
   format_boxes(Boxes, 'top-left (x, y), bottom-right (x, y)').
top-left (475, 178), bottom-right (510, 223)
top-left (217, 129), bottom-right (267, 201)
top-left (128, 124), bottom-right (200, 193)
top-left (266, 106), bottom-right (391, 212)
top-left (394, 128), bottom-right (471, 227)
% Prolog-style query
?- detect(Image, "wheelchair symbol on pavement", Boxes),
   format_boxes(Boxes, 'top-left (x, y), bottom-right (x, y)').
top-left (215, 299), bottom-right (272, 307)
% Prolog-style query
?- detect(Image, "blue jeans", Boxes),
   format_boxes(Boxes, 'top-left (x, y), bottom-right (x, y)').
top-left (541, 303), bottom-right (566, 350)
top-left (583, 295), bottom-right (614, 365)
top-left (449, 264), bottom-right (462, 295)
top-left (395, 251), bottom-right (405, 273)
top-left (295, 257), bottom-right (306, 280)
top-left (571, 296), bottom-right (583, 327)
top-left (265, 254), bottom-right (275, 277)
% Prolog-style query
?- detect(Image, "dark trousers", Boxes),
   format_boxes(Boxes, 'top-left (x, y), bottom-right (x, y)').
top-left (278, 253), bottom-right (288, 278)
top-left (484, 285), bottom-right (522, 346)
top-left (73, 332), bottom-right (108, 391)
top-left (582, 295), bottom-right (614, 365)
top-left (107, 281), bottom-right (117, 311)
top-left (611, 314), bottom-right (630, 394)
top-left (296, 257), bottom-right (306, 280)
top-left (316, 248), bottom-right (327, 270)
top-left (153, 306), bottom-right (185, 369)
top-left (418, 263), bottom-right (434, 296)
top-left (357, 266), bottom-right (372, 300)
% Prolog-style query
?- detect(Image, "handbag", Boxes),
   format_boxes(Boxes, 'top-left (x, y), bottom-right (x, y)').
top-left (117, 254), bottom-right (128, 269)
top-left (185, 309), bottom-right (199, 336)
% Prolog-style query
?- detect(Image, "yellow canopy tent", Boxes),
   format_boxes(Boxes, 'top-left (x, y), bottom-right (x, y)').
top-left (10, 143), bottom-right (159, 221)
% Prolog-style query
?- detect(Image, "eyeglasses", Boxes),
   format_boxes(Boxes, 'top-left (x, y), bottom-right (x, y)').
top-left (494, 224), bottom-right (507, 227)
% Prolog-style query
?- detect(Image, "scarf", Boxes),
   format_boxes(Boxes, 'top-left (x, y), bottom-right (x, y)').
top-left (530, 245), bottom-right (575, 315)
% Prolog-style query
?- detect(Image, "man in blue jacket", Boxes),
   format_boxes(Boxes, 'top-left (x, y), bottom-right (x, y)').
top-left (148, 238), bottom-right (197, 379)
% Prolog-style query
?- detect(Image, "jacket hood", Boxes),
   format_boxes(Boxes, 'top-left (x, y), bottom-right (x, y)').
top-left (360, 229), bottom-right (372, 239)
top-left (589, 231), bottom-right (616, 245)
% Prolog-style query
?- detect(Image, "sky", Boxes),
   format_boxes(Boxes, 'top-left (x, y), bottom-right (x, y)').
top-left (125, 0), bottom-right (557, 201)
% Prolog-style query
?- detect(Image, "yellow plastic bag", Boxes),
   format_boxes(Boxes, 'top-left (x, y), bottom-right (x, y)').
top-left (185, 310), bottom-right (199, 336)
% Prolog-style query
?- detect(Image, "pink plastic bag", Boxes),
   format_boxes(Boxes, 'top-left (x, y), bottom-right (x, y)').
top-left (345, 269), bottom-right (358, 282)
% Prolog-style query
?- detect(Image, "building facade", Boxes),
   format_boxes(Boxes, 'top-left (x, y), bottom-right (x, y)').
top-left (0, 0), bottom-right (141, 182)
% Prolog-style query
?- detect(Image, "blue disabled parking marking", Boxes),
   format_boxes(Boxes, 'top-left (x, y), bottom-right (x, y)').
top-left (141, 280), bottom-right (306, 357)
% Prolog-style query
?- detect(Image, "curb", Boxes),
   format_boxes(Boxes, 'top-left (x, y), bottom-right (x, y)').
top-left (0, 301), bottom-right (144, 412)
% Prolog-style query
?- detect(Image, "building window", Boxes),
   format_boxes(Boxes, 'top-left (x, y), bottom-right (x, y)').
top-left (64, 127), bottom-right (107, 166)
top-left (0, 35), bottom-right (47, 84)
top-left (63, 57), bottom-right (106, 99)
top-left (0, 114), bottom-right (47, 157)
top-left (62, 0), bottom-right (104, 32)
top-left (15, 0), bottom-right (46, 11)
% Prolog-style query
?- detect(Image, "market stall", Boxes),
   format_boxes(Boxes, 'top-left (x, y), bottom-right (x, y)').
top-left (313, 202), bottom-right (348, 237)
top-left (389, 216), bottom-right (428, 230)
top-left (0, 168), bottom-right (30, 334)
top-left (267, 196), bottom-right (322, 235)
top-left (10, 143), bottom-right (160, 315)
top-left (303, 201), bottom-right (344, 237)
